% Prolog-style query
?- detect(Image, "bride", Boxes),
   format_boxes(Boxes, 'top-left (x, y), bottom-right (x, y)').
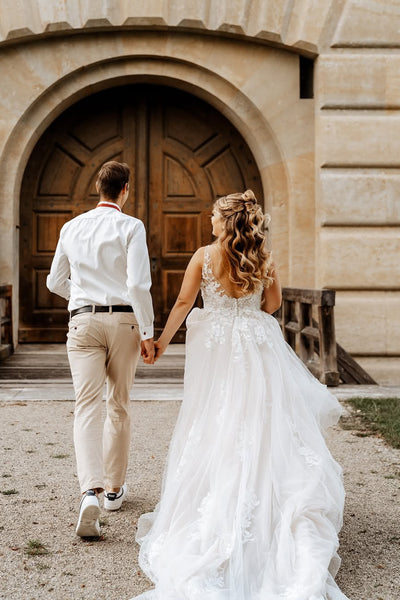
top-left (133, 190), bottom-right (349, 600)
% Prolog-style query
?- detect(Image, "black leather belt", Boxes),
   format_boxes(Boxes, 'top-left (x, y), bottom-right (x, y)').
top-left (70, 305), bottom-right (133, 318)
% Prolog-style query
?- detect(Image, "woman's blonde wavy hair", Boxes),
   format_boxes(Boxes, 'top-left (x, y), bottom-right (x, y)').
top-left (213, 190), bottom-right (273, 292)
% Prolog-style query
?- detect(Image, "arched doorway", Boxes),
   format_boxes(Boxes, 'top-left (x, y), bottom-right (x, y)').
top-left (19, 84), bottom-right (263, 342)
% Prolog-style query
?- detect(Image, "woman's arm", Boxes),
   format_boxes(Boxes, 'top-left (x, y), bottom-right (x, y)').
top-left (153, 247), bottom-right (204, 361)
top-left (262, 261), bottom-right (282, 314)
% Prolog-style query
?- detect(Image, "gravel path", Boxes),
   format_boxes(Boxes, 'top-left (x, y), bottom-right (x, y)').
top-left (0, 399), bottom-right (399, 600)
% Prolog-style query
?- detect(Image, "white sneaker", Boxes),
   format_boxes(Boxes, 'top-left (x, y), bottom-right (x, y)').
top-left (76, 490), bottom-right (100, 537)
top-left (104, 483), bottom-right (127, 511)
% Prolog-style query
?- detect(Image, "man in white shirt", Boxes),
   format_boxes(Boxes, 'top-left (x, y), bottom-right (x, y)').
top-left (47, 161), bottom-right (154, 537)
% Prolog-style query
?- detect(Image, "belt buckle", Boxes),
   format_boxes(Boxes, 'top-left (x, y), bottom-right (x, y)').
top-left (92, 305), bottom-right (96, 314)
top-left (109, 305), bottom-right (113, 314)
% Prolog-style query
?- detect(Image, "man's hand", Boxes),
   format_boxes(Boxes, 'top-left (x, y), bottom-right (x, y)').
top-left (141, 338), bottom-right (155, 364)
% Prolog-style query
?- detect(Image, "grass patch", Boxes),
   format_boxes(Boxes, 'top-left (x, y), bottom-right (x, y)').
top-left (1, 489), bottom-right (18, 495)
top-left (345, 397), bottom-right (400, 449)
top-left (24, 539), bottom-right (49, 556)
top-left (51, 454), bottom-right (69, 459)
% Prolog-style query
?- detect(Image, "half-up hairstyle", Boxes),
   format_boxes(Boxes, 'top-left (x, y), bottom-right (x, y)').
top-left (213, 190), bottom-right (273, 292)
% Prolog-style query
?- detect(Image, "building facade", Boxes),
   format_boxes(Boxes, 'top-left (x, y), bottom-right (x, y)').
top-left (0, 0), bottom-right (399, 381)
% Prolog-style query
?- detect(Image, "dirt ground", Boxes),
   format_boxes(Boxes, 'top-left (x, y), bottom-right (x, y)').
top-left (0, 399), bottom-right (399, 600)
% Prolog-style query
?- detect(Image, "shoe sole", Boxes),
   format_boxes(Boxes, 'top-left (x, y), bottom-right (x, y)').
top-left (76, 503), bottom-right (100, 537)
top-left (104, 499), bottom-right (123, 511)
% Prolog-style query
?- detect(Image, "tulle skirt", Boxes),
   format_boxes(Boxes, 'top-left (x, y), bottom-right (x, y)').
top-left (132, 309), bottom-right (349, 600)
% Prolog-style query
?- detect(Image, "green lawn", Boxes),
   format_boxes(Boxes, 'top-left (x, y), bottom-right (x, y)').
top-left (345, 397), bottom-right (400, 449)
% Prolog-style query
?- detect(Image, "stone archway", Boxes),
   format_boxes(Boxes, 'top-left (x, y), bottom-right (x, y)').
top-left (0, 45), bottom-right (293, 345)
top-left (19, 84), bottom-right (264, 342)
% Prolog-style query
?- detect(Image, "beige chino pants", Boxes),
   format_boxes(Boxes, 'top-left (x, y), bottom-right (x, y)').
top-left (67, 311), bottom-right (141, 493)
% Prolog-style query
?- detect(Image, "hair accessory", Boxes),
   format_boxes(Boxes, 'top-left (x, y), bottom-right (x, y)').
top-left (241, 190), bottom-right (255, 203)
top-left (240, 190), bottom-right (257, 213)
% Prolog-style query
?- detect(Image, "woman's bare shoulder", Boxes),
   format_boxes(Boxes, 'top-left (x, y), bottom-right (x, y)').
top-left (189, 246), bottom-right (208, 268)
top-left (192, 244), bottom-right (216, 261)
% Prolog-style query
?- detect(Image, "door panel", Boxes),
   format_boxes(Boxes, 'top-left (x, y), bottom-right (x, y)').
top-left (147, 88), bottom-right (262, 339)
top-left (19, 85), bottom-right (263, 342)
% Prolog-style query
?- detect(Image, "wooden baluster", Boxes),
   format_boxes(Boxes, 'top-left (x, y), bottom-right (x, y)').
top-left (318, 303), bottom-right (339, 386)
top-left (299, 301), bottom-right (314, 367)
top-left (283, 299), bottom-right (296, 350)
top-left (294, 301), bottom-right (299, 354)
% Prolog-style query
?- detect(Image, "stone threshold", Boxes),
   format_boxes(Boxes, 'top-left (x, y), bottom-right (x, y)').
top-left (1, 382), bottom-right (399, 403)
top-left (0, 381), bottom-right (184, 402)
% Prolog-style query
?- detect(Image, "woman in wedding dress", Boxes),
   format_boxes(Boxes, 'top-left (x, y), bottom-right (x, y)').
top-left (132, 190), bottom-right (349, 600)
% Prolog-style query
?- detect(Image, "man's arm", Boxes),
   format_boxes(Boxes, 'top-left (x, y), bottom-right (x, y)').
top-left (126, 221), bottom-right (155, 341)
top-left (46, 236), bottom-right (71, 300)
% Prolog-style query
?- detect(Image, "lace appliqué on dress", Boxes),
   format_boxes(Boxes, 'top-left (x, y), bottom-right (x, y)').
top-left (289, 421), bottom-right (322, 468)
top-left (186, 569), bottom-right (225, 600)
top-left (200, 247), bottom-right (270, 357)
top-left (240, 490), bottom-right (260, 542)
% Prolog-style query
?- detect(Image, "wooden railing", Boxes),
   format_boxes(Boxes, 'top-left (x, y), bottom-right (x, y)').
top-left (274, 288), bottom-right (340, 386)
top-left (0, 283), bottom-right (376, 385)
top-left (0, 285), bottom-right (13, 361)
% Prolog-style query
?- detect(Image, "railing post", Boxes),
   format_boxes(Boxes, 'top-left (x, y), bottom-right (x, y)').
top-left (299, 301), bottom-right (314, 365)
top-left (282, 299), bottom-right (296, 349)
top-left (318, 302), bottom-right (339, 386)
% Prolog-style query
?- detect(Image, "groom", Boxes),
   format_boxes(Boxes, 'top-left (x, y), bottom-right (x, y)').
top-left (47, 161), bottom-right (155, 537)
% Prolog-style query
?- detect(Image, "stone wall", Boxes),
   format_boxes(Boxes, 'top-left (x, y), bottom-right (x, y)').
top-left (315, 1), bottom-right (400, 383)
top-left (0, 0), bottom-right (336, 54)
top-left (0, 0), bottom-right (399, 383)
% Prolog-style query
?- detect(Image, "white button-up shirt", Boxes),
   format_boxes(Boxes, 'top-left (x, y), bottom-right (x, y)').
top-left (47, 204), bottom-right (154, 339)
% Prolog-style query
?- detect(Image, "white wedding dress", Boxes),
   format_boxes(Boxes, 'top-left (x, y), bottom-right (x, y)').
top-left (132, 246), bottom-right (349, 600)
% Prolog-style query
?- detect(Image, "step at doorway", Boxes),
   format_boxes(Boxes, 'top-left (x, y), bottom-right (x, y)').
top-left (0, 344), bottom-right (185, 383)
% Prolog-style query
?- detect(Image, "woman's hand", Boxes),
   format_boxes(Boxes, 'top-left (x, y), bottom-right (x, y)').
top-left (154, 339), bottom-right (167, 362)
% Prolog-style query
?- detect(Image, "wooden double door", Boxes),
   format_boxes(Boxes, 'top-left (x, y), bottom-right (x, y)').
top-left (19, 85), bottom-right (263, 342)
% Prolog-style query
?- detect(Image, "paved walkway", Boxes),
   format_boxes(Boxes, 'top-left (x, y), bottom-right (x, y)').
top-left (1, 343), bottom-right (399, 403)
top-left (1, 381), bottom-right (400, 403)
top-left (1, 350), bottom-right (400, 599)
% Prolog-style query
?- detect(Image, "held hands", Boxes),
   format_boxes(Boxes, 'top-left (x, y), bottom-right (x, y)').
top-left (141, 338), bottom-right (155, 365)
top-left (140, 338), bottom-right (168, 365)
top-left (141, 338), bottom-right (168, 364)
top-left (154, 340), bottom-right (167, 362)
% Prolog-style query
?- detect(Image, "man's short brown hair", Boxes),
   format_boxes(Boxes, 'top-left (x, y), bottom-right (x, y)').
top-left (96, 161), bottom-right (130, 201)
